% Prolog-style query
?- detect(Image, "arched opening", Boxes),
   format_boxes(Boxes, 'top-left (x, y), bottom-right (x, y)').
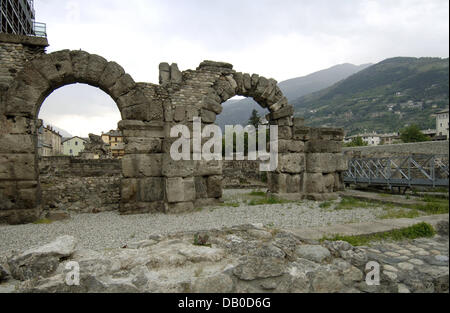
top-left (37, 83), bottom-right (123, 213)
top-left (218, 95), bottom-right (270, 189)
top-left (0, 50), bottom-right (165, 224)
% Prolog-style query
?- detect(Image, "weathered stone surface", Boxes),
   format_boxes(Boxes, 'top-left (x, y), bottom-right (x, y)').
top-left (8, 236), bottom-right (78, 281)
top-left (306, 153), bottom-right (348, 173)
top-left (0, 153), bottom-right (36, 180)
top-left (121, 154), bottom-right (162, 177)
top-left (277, 153), bottom-right (305, 173)
top-left (295, 245), bottom-right (331, 263)
top-left (233, 256), bottom-right (285, 281)
top-left (162, 158), bottom-right (194, 178)
top-left (277, 140), bottom-right (304, 153)
top-left (207, 175), bottom-right (222, 198)
top-left (306, 140), bottom-right (342, 153)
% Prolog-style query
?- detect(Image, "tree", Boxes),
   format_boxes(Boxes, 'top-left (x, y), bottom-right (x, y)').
top-left (345, 136), bottom-right (368, 147)
top-left (400, 125), bottom-right (430, 143)
top-left (248, 109), bottom-right (261, 128)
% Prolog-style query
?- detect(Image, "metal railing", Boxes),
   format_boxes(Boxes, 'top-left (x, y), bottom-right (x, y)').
top-left (343, 154), bottom-right (449, 188)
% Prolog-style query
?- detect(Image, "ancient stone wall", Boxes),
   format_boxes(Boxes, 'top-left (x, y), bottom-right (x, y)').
top-left (0, 33), bottom-right (48, 93)
top-left (222, 159), bottom-right (266, 188)
top-left (0, 34), bottom-right (348, 224)
top-left (39, 157), bottom-right (120, 213)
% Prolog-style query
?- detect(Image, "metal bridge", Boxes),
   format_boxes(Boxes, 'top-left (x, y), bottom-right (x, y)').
top-left (343, 154), bottom-right (449, 189)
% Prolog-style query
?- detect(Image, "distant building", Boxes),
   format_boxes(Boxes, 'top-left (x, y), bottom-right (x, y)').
top-left (344, 132), bottom-right (401, 146)
top-left (345, 132), bottom-right (381, 146)
top-left (101, 129), bottom-right (125, 159)
top-left (37, 124), bottom-right (62, 157)
top-left (62, 136), bottom-right (88, 157)
top-left (436, 109), bottom-right (449, 140)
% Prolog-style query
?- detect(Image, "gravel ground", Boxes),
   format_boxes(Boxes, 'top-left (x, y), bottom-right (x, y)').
top-left (0, 189), bottom-right (389, 255)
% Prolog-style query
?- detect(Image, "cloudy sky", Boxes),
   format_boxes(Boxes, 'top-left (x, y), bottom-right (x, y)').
top-left (35, 0), bottom-right (449, 137)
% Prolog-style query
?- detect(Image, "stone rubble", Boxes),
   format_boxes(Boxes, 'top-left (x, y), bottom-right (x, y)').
top-left (0, 224), bottom-right (447, 293)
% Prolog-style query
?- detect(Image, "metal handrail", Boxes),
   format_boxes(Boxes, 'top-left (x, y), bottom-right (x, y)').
top-left (343, 154), bottom-right (449, 188)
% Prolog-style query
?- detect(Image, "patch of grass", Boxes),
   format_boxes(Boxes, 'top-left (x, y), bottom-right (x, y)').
top-left (33, 218), bottom-right (53, 224)
top-left (321, 222), bottom-right (436, 246)
top-left (194, 207), bottom-right (204, 212)
top-left (220, 202), bottom-right (240, 208)
top-left (248, 190), bottom-right (266, 197)
top-left (248, 196), bottom-right (291, 206)
top-left (335, 197), bottom-right (377, 210)
top-left (193, 233), bottom-right (211, 247)
top-left (379, 208), bottom-right (421, 220)
top-left (406, 195), bottom-right (449, 215)
top-left (319, 201), bottom-right (333, 209)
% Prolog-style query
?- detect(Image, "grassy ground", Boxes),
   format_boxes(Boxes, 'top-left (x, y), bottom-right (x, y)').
top-left (321, 222), bottom-right (436, 246)
top-left (318, 195), bottom-right (449, 220)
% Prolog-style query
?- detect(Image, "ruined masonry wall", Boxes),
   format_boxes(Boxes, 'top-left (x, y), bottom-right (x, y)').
top-left (39, 157), bottom-right (121, 213)
top-left (0, 34), bottom-right (348, 224)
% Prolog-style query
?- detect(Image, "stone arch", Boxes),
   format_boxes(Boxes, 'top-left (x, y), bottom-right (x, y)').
top-left (3, 50), bottom-right (158, 120)
top-left (0, 50), bottom-right (164, 224)
top-left (197, 61), bottom-right (294, 126)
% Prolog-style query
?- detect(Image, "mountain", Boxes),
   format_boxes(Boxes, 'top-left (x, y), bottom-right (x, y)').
top-left (293, 57), bottom-right (449, 135)
top-left (215, 63), bottom-right (372, 130)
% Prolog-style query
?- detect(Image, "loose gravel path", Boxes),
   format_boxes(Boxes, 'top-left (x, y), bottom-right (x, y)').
top-left (0, 189), bottom-right (400, 255)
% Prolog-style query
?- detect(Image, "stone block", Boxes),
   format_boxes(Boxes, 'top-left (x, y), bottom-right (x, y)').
top-left (0, 134), bottom-right (34, 153)
top-left (120, 178), bottom-right (138, 202)
top-left (267, 173), bottom-right (287, 194)
top-left (201, 109), bottom-right (216, 124)
top-left (306, 140), bottom-right (342, 153)
top-left (109, 74), bottom-right (136, 100)
top-left (165, 177), bottom-right (184, 203)
top-left (170, 63), bottom-right (182, 84)
top-left (323, 173), bottom-right (335, 193)
top-left (286, 174), bottom-right (302, 193)
top-left (183, 177), bottom-right (196, 202)
top-left (85, 54), bottom-right (108, 84)
top-left (275, 117), bottom-right (293, 127)
top-left (269, 106), bottom-right (294, 120)
top-left (139, 177), bottom-right (164, 202)
top-left (3, 116), bottom-right (36, 135)
top-left (162, 157), bottom-right (194, 178)
top-left (334, 173), bottom-right (345, 192)
top-left (207, 175), bottom-right (222, 198)
top-left (121, 154), bottom-right (162, 177)
top-left (194, 160), bottom-right (222, 176)
top-left (32, 50), bottom-right (73, 86)
top-left (303, 173), bottom-right (325, 194)
top-left (278, 126), bottom-right (292, 140)
top-left (99, 61), bottom-right (125, 89)
top-left (277, 153), bottom-right (305, 173)
top-left (306, 153), bottom-right (347, 173)
top-left (194, 176), bottom-right (208, 199)
top-left (202, 97), bottom-right (223, 114)
top-left (0, 154), bottom-right (36, 180)
top-left (277, 140), bottom-right (304, 153)
top-left (293, 126), bottom-right (311, 141)
top-left (173, 106), bottom-right (186, 122)
top-left (124, 137), bottom-right (162, 154)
